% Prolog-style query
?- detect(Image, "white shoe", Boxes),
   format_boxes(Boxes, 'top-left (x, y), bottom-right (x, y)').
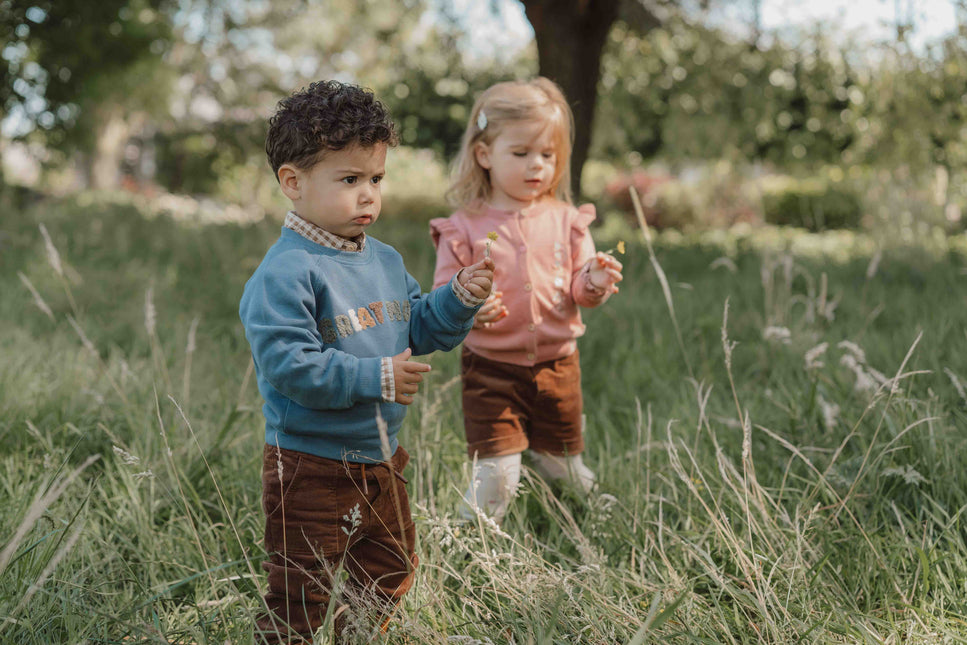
top-left (458, 453), bottom-right (522, 524)
top-left (527, 450), bottom-right (596, 494)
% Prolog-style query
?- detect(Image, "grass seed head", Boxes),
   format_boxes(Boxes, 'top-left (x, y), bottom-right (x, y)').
top-left (38, 223), bottom-right (63, 277)
top-left (375, 405), bottom-right (392, 462)
top-left (804, 342), bottom-right (829, 370)
top-left (144, 286), bottom-right (156, 336)
top-left (18, 272), bottom-right (55, 321)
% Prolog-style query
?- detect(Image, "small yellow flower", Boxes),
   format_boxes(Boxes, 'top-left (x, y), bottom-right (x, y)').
top-left (485, 231), bottom-right (498, 257)
top-left (605, 240), bottom-right (626, 256)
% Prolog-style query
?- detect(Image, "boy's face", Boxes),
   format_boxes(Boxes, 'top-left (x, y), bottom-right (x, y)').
top-left (279, 143), bottom-right (387, 239)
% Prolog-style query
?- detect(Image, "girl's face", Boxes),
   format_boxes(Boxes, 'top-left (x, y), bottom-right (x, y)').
top-left (475, 119), bottom-right (558, 211)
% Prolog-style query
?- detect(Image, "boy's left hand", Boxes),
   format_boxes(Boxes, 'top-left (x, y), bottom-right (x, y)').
top-left (391, 348), bottom-right (432, 405)
top-left (588, 252), bottom-right (623, 294)
top-left (458, 257), bottom-right (495, 300)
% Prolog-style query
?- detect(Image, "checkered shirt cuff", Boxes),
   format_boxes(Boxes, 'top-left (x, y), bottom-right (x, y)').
top-left (380, 356), bottom-right (395, 403)
top-left (451, 269), bottom-right (487, 307)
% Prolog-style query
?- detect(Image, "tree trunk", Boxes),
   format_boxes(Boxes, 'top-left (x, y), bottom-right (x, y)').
top-left (89, 106), bottom-right (131, 190)
top-left (521, 0), bottom-right (620, 200)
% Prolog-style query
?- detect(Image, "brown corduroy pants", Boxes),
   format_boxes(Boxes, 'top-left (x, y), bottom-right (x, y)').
top-left (255, 444), bottom-right (417, 644)
top-left (461, 348), bottom-right (585, 458)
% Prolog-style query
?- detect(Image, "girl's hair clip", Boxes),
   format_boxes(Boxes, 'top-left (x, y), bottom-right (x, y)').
top-left (476, 110), bottom-right (488, 131)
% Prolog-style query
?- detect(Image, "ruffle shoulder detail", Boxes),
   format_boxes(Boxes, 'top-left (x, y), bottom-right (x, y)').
top-left (429, 217), bottom-right (472, 266)
top-left (571, 204), bottom-right (598, 233)
top-left (570, 203), bottom-right (597, 232)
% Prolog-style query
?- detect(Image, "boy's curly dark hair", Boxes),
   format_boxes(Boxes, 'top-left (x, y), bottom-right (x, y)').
top-left (265, 80), bottom-right (398, 180)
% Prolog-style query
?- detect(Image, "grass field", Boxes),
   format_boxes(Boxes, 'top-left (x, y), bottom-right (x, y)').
top-left (2, 190), bottom-right (967, 644)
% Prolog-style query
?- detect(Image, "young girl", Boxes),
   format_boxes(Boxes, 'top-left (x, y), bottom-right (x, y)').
top-left (430, 77), bottom-right (623, 523)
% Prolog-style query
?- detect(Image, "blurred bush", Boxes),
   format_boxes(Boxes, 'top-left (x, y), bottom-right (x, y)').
top-left (841, 165), bottom-right (966, 238)
top-left (760, 176), bottom-right (863, 231)
top-left (602, 168), bottom-right (671, 227)
top-left (381, 146), bottom-right (451, 221)
top-left (591, 161), bottom-right (763, 231)
top-left (0, 182), bottom-right (45, 213)
top-left (381, 195), bottom-right (452, 221)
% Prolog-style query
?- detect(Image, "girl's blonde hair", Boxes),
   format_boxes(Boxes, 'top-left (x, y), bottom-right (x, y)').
top-left (446, 77), bottom-right (574, 210)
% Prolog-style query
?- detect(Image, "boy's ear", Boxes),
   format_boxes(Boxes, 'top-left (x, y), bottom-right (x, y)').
top-left (474, 142), bottom-right (492, 170)
top-left (277, 164), bottom-right (301, 201)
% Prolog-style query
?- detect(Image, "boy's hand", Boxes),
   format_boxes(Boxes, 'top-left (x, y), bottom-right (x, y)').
top-left (458, 257), bottom-right (495, 300)
top-left (391, 348), bottom-right (432, 405)
top-left (588, 252), bottom-right (623, 294)
top-left (472, 291), bottom-right (508, 329)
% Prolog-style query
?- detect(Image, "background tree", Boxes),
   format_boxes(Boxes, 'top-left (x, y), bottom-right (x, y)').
top-left (519, 0), bottom-right (624, 199)
top-left (592, 17), bottom-right (860, 168)
top-left (152, 0), bottom-right (465, 202)
top-left (378, 7), bottom-right (530, 162)
top-left (4, 0), bottom-right (966, 227)
top-left (0, 0), bottom-right (173, 188)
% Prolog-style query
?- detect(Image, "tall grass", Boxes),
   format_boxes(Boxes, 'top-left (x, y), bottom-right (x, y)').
top-left (1, 190), bottom-right (966, 643)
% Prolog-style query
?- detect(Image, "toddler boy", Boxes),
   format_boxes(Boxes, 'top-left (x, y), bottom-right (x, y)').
top-left (240, 80), bottom-right (494, 643)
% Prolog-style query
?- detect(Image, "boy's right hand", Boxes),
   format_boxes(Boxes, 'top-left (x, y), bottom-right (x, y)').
top-left (458, 257), bottom-right (495, 300)
top-left (391, 348), bottom-right (432, 405)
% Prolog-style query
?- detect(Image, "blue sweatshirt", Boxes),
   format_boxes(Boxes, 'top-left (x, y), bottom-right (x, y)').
top-left (240, 227), bottom-right (480, 462)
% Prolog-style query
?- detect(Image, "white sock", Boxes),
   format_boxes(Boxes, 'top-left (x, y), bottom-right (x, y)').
top-left (528, 450), bottom-right (596, 494)
top-left (459, 453), bottom-right (522, 524)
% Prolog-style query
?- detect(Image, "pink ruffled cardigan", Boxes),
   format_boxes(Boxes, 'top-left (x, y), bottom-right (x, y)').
top-left (431, 200), bottom-right (610, 366)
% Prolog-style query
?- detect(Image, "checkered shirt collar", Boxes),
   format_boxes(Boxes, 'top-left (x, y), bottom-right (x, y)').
top-left (283, 211), bottom-right (366, 252)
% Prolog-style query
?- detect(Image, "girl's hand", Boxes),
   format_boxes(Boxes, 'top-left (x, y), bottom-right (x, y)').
top-left (588, 252), bottom-right (623, 294)
top-left (472, 291), bottom-right (508, 329)
top-left (458, 257), bottom-right (495, 300)
top-left (391, 348), bottom-right (432, 405)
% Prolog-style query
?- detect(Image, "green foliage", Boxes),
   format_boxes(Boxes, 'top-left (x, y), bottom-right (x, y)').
top-left (594, 18), bottom-right (857, 168)
top-left (589, 13), bottom-right (967, 211)
top-left (379, 56), bottom-right (520, 162)
top-left (7, 0), bottom-right (967, 221)
top-left (152, 120), bottom-right (266, 196)
top-left (760, 176), bottom-right (864, 231)
top-left (859, 29), bottom-right (967, 172)
top-left (366, 9), bottom-right (533, 163)
top-left (143, 0), bottom-right (526, 198)
top-left (0, 0), bottom-right (172, 147)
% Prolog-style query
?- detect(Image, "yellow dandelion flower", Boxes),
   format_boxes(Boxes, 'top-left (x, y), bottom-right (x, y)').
top-left (605, 240), bottom-right (627, 256)
top-left (485, 231), bottom-right (498, 257)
